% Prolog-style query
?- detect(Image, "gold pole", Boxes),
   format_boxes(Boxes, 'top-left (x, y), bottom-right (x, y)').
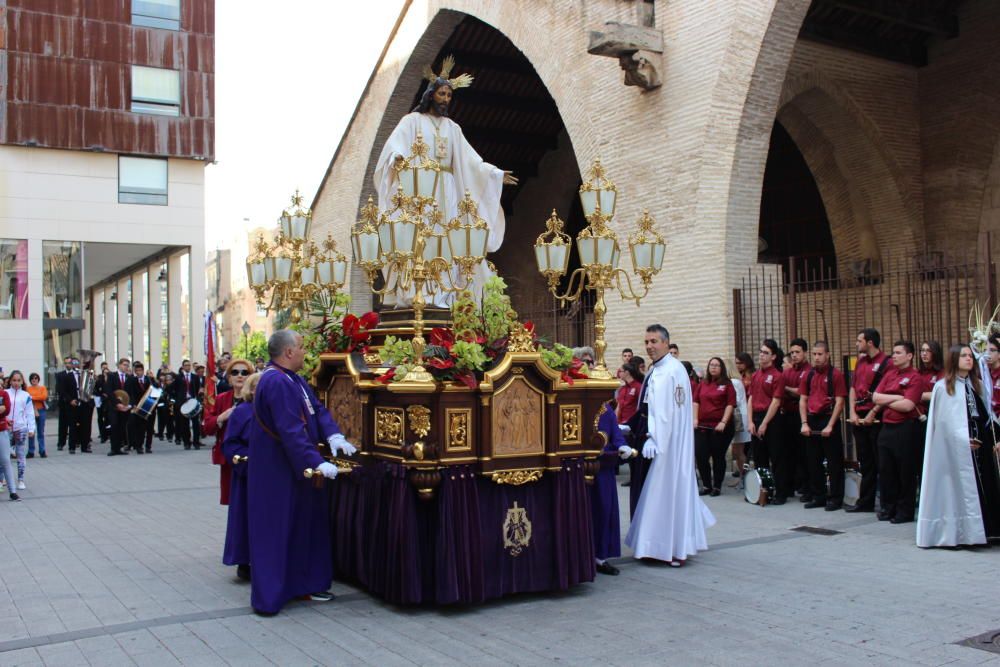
top-left (590, 281), bottom-right (613, 380)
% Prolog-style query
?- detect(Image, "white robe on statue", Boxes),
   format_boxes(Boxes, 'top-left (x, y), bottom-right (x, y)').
top-left (916, 378), bottom-right (986, 547)
top-left (626, 355), bottom-right (716, 561)
top-left (373, 112), bottom-right (506, 307)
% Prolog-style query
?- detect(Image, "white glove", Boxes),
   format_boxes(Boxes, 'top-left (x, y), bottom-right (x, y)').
top-left (327, 433), bottom-right (357, 456)
top-left (317, 461), bottom-right (338, 480)
top-left (618, 424), bottom-right (631, 434)
top-left (641, 438), bottom-right (657, 459)
top-left (618, 445), bottom-right (632, 459)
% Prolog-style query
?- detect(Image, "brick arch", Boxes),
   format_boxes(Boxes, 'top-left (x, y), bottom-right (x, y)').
top-left (719, 0), bottom-right (814, 289)
top-left (778, 85), bottom-right (920, 260)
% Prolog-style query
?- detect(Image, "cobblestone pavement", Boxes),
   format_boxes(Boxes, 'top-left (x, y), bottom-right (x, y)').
top-left (1, 430), bottom-right (999, 666)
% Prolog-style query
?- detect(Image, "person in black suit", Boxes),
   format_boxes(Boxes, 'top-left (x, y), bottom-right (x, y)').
top-left (55, 356), bottom-right (75, 451)
top-left (126, 362), bottom-right (158, 453)
top-left (171, 359), bottom-right (201, 449)
top-left (93, 362), bottom-right (110, 443)
top-left (104, 358), bottom-right (132, 456)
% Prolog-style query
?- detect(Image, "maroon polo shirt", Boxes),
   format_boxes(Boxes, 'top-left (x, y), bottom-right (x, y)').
top-left (781, 362), bottom-right (810, 413)
top-left (919, 368), bottom-right (943, 415)
top-left (990, 366), bottom-right (1000, 419)
top-left (799, 364), bottom-right (848, 416)
top-left (695, 380), bottom-right (736, 428)
top-left (749, 366), bottom-right (785, 413)
top-left (874, 366), bottom-right (923, 424)
top-left (0, 392), bottom-right (8, 432)
top-left (852, 351), bottom-right (888, 413)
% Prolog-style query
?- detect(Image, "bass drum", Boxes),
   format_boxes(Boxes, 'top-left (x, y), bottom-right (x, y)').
top-left (843, 469), bottom-right (862, 507)
top-left (744, 466), bottom-right (774, 506)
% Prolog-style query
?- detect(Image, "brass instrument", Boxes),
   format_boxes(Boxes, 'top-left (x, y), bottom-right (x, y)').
top-left (77, 349), bottom-right (102, 402)
top-left (113, 389), bottom-right (131, 409)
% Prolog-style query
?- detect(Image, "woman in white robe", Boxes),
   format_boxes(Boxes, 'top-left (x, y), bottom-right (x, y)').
top-left (917, 344), bottom-right (1000, 547)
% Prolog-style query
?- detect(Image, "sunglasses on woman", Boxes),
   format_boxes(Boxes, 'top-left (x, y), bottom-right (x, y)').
top-left (230, 369), bottom-right (251, 377)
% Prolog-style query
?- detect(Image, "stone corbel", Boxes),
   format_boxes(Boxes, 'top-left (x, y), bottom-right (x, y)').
top-left (588, 22), bottom-right (663, 91)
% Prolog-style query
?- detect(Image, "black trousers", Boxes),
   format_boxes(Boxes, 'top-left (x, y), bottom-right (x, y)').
top-left (57, 403), bottom-right (74, 448)
top-left (97, 404), bottom-right (108, 442)
top-left (778, 411), bottom-right (803, 497)
top-left (128, 413), bottom-right (154, 451)
top-left (155, 404), bottom-right (171, 438)
top-left (751, 411), bottom-right (793, 499)
top-left (695, 423), bottom-right (735, 491)
top-left (851, 417), bottom-right (881, 509)
top-left (877, 420), bottom-right (917, 520)
top-left (73, 403), bottom-right (94, 449)
top-left (108, 411), bottom-right (128, 453)
top-left (806, 414), bottom-right (844, 503)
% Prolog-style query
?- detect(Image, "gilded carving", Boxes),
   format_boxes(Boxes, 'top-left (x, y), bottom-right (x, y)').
top-left (560, 405), bottom-right (582, 445)
top-left (492, 376), bottom-right (544, 457)
top-left (326, 376), bottom-right (362, 443)
top-left (363, 352), bottom-right (382, 366)
top-left (491, 469), bottom-right (543, 485)
top-left (446, 408), bottom-right (472, 452)
top-left (506, 323), bottom-right (536, 353)
top-left (406, 405), bottom-right (431, 438)
top-left (503, 501), bottom-right (533, 556)
top-left (375, 407), bottom-right (405, 446)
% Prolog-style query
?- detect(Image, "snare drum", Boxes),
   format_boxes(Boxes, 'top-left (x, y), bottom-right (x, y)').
top-left (132, 386), bottom-right (162, 420)
top-left (744, 466), bottom-right (775, 506)
top-left (180, 398), bottom-right (202, 419)
top-left (843, 469), bottom-right (862, 507)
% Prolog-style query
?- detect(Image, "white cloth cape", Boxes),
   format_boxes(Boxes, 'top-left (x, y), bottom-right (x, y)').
top-left (731, 378), bottom-right (751, 445)
top-left (626, 355), bottom-right (716, 560)
top-left (373, 112), bottom-right (505, 307)
top-left (916, 378), bottom-right (986, 547)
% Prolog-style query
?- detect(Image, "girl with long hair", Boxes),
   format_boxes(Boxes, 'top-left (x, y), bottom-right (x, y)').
top-left (694, 357), bottom-right (736, 496)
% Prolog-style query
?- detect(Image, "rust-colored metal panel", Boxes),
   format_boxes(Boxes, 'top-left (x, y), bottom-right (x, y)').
top-left (2, 1), bottom-right (215, 161)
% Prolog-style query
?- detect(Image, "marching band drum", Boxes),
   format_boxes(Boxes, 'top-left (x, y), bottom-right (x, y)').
top-left (132, 385), bottom-right (162, 420)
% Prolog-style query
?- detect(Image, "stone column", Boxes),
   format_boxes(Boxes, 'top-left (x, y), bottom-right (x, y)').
top-left (132, 269), bottom-right (146, 367)
top-left (116, 277), bottom-right (129, 363)
top-left (168, 253), bottom-right (183, 367)
top-left (104, 287), bottom-right (116, 362)
top-left (148, 263), bottom-right (163, 369)
top-left (92, 288), bottom-right (105, 354)
top-left (189, 241), bottom-right (207, 365)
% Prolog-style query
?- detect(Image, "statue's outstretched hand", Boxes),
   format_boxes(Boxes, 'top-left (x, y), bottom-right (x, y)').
top-left (503, 171), bottom-right (518, 186)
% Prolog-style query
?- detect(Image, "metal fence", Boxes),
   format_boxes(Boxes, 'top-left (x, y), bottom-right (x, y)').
top-left (734, 234), bottom-right (998, 365)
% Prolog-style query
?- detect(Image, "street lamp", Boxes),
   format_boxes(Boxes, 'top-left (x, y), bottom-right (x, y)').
top-left (247, 190), bottom-right (348, 322)
top-left (241, 321), bottom-right (251, 358)
top-left (533, 158), bottom-right (666, 379)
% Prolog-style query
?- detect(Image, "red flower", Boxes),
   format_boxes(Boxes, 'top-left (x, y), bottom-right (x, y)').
top-left (524, 321), bottom-right (535, 333)
top-left (376, 368), bottom-right (396, 384)
top-left (429, 327), bottom-right (455, 351)
top-left (359, 311), bottom-right (379, 330)
top-left (342, 314), bottom-right (359, 336)
top-left (426, 356), bottom-right (455, 370)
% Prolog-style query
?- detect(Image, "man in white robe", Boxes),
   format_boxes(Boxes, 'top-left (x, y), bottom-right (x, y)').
top-left (373, 68), bottom-right (515, 307)
top-left (626, 324), bottom-right (716, 564)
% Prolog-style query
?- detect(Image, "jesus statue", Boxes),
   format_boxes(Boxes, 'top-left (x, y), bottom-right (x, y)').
top-left (373, 55), bottom-right (517, 307)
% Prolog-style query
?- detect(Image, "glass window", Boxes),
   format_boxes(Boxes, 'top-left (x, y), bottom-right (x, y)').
top-left (119, 156), bottom-right (168, 205)
top-left (131, 65), bottom-right (180, 116)
top-left (132, 0), bottom-right (180, 31)
top-left (0, 239), bottom-right (28, 319)
top-left (42, 241), bottom-right (83, 319)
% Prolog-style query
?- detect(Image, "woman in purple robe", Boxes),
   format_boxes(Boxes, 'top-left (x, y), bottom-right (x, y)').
top-left (247, 331), bottom-right (357, 616)
top-left (221, 372), bottom-right (261, 582)
top-left (593, 400), bottom-right (628, 575)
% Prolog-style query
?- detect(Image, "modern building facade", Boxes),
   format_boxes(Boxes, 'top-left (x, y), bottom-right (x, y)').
top-left (0, 0), bottom-right (214, 385)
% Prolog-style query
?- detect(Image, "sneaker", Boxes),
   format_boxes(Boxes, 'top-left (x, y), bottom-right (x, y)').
top-left (39, 453), bottom-right (47, 458)
top-left (305, 591), bottom-right (335, 602)
top-left (17, 480), bottom-right (25, 490)
top-left (9, 493), bottom-right (20, 502)
top-left (26, 453), bottom-right (34, 459)
top-left (1, 479), bottom-right (5, 488)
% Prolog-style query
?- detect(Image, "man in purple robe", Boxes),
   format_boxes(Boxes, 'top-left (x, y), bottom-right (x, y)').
top-left (594, 400), bottom-right (630, 575)
top-left (247, 330), bottom-right (357, 616)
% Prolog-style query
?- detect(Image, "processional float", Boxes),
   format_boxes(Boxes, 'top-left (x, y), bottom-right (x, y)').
top-left (248, 135), bottom-right (667, 604)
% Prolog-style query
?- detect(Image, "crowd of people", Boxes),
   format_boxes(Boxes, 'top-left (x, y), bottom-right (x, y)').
top-left (0, 352), bottom-right (269, 501)
top-left (602, 327), bottom-right (1000, 550)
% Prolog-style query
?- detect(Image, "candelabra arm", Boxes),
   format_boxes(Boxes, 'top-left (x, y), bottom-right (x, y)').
top-left (612, 269), bottom-right (652, 305)
top-left (550, 268), bottom-right (589, 304)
